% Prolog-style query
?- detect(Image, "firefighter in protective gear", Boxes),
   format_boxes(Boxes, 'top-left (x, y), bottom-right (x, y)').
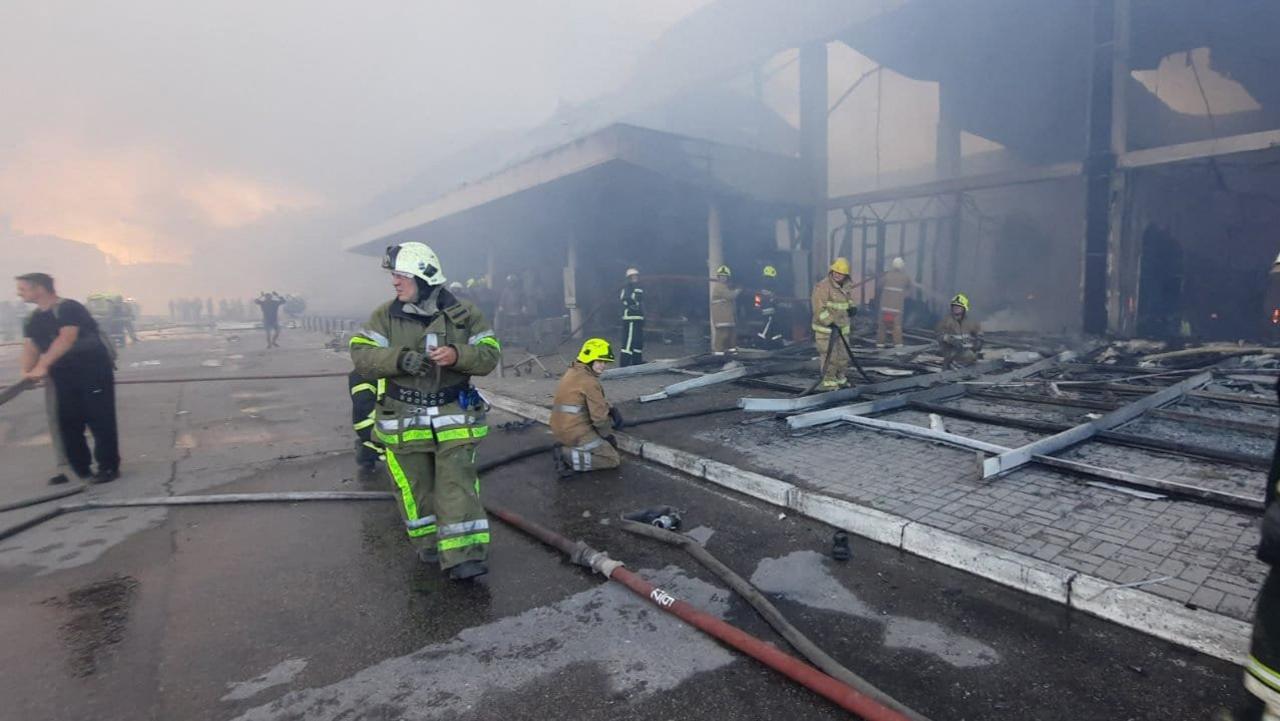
top-left (348, 371), bottom-right (384, 471)
top-left (937, 293), bottom-right (983, 369)
top-left (710, 265), bottom-right (740, 354)
top-left (550, 339), bottom-right (622, 476)
top-left (1219, 377), bottom-right (1280, 721)
top-left (620, 268), bottom-right (645, 366)
top-left (877, 257), bottom-right (913, 348)
top-left (753, 265), bottom-right (783, 348)
top-left (350, 241), bottom-right (501, 581)
top-left (811, 258), bottom-right (857, 390)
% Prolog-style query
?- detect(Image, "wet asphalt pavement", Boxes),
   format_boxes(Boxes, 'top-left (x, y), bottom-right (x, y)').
top-left (0, 333), bottom-right (1246, 720)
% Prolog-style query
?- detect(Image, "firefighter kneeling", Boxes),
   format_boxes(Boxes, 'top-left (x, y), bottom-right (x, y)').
top-left (551, 338), bottom-right (624, 477)
top-left (350, 241), bottom-right (500, 582)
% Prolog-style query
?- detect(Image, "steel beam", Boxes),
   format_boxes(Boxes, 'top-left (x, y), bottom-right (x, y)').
top-left (639, 361), bottom-right (811, 403)
top-left (739, 359), bottom-right (1003, 413)
top-left (829, 411), bottom-right (1261, 510)
top-left (787, 352), bottom-right (1067, 430)
top-left (788, 383), bottom-right (966, 429)
top-left (1118, 128), bottom-right (1280, 170)
top-left (600, 355), bottom-right (702, 380)
top-left (980, 371), bottom-right (1212, 478)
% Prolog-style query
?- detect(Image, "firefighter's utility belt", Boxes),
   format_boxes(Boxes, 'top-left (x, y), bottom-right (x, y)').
top-left (386, 380), bottom-right (466, 407)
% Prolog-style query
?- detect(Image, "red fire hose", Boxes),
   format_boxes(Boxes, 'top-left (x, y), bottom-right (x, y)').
top-left (486, 505), bottom-right (915, 721)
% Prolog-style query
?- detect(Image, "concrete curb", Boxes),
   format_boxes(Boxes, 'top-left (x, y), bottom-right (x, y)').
top-left (484, 391), bottom-right (1250, 663)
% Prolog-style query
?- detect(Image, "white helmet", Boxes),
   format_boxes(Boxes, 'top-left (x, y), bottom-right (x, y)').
top-left (383, 242), bottom-right (446, 286)
top-left (891, 257), bottom-right (905, 271)
top-left (625, 267), bottom-right (639, 278)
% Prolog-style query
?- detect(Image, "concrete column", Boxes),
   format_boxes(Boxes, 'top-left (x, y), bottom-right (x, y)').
top-left (708, 200), bottom-right (724, 344)
top-left (1081, 0), bottom-right (1120, 335)
top-left (1106, 0), bottom-right (1131, 335)
top-left (565, 230), bottom-right (582, 338)
top-left (799, 41), bottom-right (829, 280)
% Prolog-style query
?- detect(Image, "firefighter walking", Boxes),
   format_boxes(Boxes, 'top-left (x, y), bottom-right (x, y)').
top-left (620, 268), bottom-right (645, 366)
top-left (811, 258), bottom-right (856, 390)
top-left (550, 338), bottom-right (624, 477)
top-left (710, 265), bottom-right (740, 355)
top-left (350, 241), bottom-right (501, 581)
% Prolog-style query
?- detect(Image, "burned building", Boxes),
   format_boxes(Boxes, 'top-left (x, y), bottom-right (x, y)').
top-left (346, 0), bottom-right (1280, 346)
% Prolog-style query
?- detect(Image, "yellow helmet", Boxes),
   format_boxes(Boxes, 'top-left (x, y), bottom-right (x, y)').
top-left (762, 265), bottom-right (777, 278)
top-left (830, 257), bottom-right (851, 275)
top-left (950, 293), bottom-right (970, 312)
top-left (577, 338), bottom-right (616, 364)
top-left (715, 264), bottom-right (732, 277)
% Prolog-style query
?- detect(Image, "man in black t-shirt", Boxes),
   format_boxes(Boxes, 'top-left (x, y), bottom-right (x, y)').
top-left (255, 291), bottom-right (286, 348)
top-left (16, 272), bottom-right (120, 484)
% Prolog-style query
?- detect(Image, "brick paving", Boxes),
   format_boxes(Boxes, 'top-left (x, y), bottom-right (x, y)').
top-left (480, 359), bottom-right (1271, 623)
top-left (697, 412), bottom-right (1266, 622)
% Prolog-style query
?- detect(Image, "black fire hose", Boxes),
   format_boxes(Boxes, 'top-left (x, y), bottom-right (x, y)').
top-left (618, 520), bottom-right (930, 721)
top-left (833, 325), bottom-right (874, 383)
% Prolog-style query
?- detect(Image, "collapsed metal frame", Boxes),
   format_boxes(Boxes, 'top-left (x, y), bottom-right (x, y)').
top-left (777, 360), bottom-right (1263, 511)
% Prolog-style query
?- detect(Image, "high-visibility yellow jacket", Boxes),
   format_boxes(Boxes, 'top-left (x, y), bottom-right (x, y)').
top-left (811, 275), bottom-right (855, 335)
top-left (350, 290), bottom-right (500, 452)
top-left (550, 361), bottom-right (612, 446)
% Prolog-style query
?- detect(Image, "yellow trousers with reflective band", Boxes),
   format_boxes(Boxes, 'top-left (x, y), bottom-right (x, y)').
top-left (384, 444), bottom-right (489, 569)
top-left (814, 331), bottom-right (850, 389)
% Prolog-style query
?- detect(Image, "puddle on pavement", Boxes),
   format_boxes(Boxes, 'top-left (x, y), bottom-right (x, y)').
top-left (42, 575), bottom-right (140, 677)
top-left (752, 550), bottom-right (1000, 668)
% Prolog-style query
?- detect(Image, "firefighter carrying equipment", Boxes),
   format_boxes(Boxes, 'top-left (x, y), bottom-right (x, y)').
top-left (383, 242), bottom-right (446, 286)
top-left (762, 265), bottom-right (778, 278)
top-left (577, 337), bottom-right (616, 365)
top-left (830, 257), bottom-right (851, 275)
top-left (550, 360), bottom-right (622, 472)
top-left (715, 264), bottom-right (732, 277)
top-left (350, 281), bottom-right (500, 570)
top-left (950, 293), bottom-right (971, 312)
top-left (812, 273), bottom-right (857, 389)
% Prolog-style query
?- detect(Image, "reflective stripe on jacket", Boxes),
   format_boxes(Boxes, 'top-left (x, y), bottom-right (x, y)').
top-left (621, 285), bottom-right (644, 321)
top-left (878, 269), bottom-right (913, 314)
top-left (811, 276), bottom-right (854, 335)
top-left (350, 290), bottom-right (500, 452)
top-left (710, 281), bottom-right (739, 328)
top-left (550, 361), bottom-right (612, 446)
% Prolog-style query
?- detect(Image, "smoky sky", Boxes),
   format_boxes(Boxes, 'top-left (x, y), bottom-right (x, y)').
top-left (0, 0), bottom-right (707, 279)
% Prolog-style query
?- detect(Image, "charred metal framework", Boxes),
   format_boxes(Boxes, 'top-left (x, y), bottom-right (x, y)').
top-left (346, 0), bottom-right (1280, 344)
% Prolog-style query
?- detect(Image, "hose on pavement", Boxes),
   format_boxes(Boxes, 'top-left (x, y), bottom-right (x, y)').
top-left (618, 519), bottom-right (930, 721)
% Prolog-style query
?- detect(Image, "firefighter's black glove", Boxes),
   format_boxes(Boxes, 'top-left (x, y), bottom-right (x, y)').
top-left (604, 434), bottom-right (619, 449)
top-left (848, 306), bottom-right (858, 318)
top-left (398, 349), bottom-right (431, 376)
top-left (608, 407), bottom-right (624, 429)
